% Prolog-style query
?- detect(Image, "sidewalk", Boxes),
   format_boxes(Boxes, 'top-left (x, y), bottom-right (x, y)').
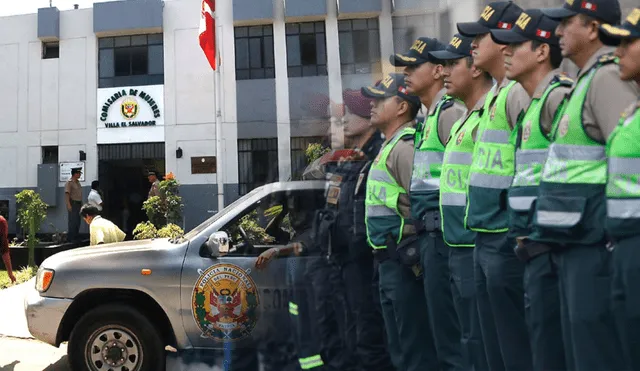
top-left (0, 279), bottom-right (34, 339)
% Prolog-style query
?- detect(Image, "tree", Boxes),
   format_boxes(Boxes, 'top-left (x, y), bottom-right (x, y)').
top-left (134, 172), bottom-right (185, 240)
top-left (15, 190), bottom-right (48, 267)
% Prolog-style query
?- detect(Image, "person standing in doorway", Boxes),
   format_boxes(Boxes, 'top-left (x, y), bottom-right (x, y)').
top-left (0, 211), bottom-right (15, 284)
top-left (65, 167), bottom-right (83, 243)
top-left (88, 180), bottom-right (103, 211)
top-left (148, 171), bottom-right (161, 199)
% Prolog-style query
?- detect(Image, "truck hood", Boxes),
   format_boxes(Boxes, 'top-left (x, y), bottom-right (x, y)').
top-left (41, 238), bottom-right (177, 269)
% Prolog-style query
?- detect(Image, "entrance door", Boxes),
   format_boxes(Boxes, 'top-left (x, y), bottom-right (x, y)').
top-left (98, 143), bottom-right (165, 239)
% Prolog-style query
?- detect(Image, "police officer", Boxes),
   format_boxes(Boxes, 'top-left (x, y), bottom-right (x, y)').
top-left (599, 8), bottom-right (640, 371)
top-left (490, 9), bottom-right (571, 371)
top-left (456, 2), bottom-right (533, 370)
top-left (362, 73), bottom-right (438, 371)
top-left (313, 88), bottom-right (393, 371)
top-left (391, 37), bottom-right (466, 371)
top-left (531, 0), bottom-right (640, 369)
top-left (430, 33), bottom-right (493, 371)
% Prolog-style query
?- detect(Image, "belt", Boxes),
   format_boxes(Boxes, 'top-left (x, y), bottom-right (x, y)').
top-left (71, 200), bottom-right (82, 204)
top-left (414, 210), bottom-right (441, 234)
top-left (515, 237), bottom-right (552, 262)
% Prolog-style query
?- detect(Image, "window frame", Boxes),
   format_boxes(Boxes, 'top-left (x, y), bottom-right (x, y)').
top-left (234, 25), bottom-right (276, 81)
top-left (285, 21), bottom-right (328, 78)
top-left (98, 34), bottom-right (164, 88)
top-left (338, 18), bottom-right (381, 75)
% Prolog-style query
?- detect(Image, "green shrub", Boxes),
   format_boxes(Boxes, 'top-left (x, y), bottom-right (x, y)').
top-left (15, 190), bottom-right (48, 267)
top-left (134, 172), bottom-right (185, 240)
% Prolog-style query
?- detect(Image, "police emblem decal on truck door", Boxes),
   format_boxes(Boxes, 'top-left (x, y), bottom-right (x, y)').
top-left (192, 263), bottom-right (260, 342)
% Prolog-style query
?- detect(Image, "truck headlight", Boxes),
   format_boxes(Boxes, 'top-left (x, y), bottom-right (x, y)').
top-left (36, 268), bottom-right (55, 293)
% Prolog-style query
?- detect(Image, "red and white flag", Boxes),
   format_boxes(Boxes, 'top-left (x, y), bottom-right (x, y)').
top-left (199, 0), bottom-right (217, 70)
top-left (581, 1), bottom-right (597, 11)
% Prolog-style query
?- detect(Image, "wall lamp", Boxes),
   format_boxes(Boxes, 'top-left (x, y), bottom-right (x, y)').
top-left (176, 147), bottom-right (183, 159)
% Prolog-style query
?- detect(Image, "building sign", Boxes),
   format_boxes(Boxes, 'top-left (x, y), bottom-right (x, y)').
top-left (96, 84), bottom-right (165, 144)
top-left (191, 156), bottom-right (217, 174)
top-left (59, 162), bottom-right (85, 182)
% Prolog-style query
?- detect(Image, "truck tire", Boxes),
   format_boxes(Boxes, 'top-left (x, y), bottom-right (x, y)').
top-left (68, 303), bottom-right (166, 371)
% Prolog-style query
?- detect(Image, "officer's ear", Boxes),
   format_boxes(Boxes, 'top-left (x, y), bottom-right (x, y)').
top-left (433, 63), bottom-right (444, 80)
top-left (535, 42), bottom-right (550, 64)
top-left (395, 97), bottom-right (409, 118)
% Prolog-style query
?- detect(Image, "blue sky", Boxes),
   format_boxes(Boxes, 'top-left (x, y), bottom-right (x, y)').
top-left (0, 1), bottom-right (112, 17)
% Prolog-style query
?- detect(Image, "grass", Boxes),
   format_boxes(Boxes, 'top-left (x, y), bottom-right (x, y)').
top-left (0, 266), bottom-right (37, 289)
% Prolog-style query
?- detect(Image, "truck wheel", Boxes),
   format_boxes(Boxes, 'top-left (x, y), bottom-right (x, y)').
top-left (68, 304), bottom-right (166, 371)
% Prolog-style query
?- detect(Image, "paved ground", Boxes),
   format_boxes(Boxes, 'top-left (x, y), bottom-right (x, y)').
top-left (0, 337), bottom-right (68, 371)
top-left (0, 279), bottom-right (34, 339)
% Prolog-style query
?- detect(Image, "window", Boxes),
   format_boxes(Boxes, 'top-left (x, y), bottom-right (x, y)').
top-left (290, 136), bottom-right (325, 180)
top-left (235, 25), bottom-right (275, 80)
top-left (237, 138), bottom-right (279, 196)
top-left (98, 34), bottom-right (164, 88)
top-left (286, 22), bottom-right (327, 77)
top-left (42, 146), bottom-right (58, 164)
top-left (338, 19), bottom-right (381, 75)
top-left (42, 42), bottom-right (59, 59)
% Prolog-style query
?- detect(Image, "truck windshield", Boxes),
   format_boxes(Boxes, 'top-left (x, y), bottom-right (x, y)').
top-left (182, 186), bottom-right (264, 240)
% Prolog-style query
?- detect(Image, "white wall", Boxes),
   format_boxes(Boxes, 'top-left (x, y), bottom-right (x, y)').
top-left (163, 0), bottom-right (239, 186)
top-left (0, 8), bottom-right (98, 189)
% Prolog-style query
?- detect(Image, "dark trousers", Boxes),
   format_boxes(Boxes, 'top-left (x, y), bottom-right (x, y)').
top-left (612, 235), bottom-right (640, 371)
top-left (288, 257), bottom-right (323, 370)
top-left (337, 254), bottom-right (394, 371)
top-left (449, 247), bottom-right (489, 371)
top-left (378, 251), bottom-right (438, 371)
top-left (554, 244), bottom-right (625, 371)
top-left (523, 252), bottom-right (566, 371)
top-left (306, 256), bottom-right (357, 371)
top-left (420, 232), bottom-right (464, 371)
top-left (68, 201), bottom-right (81, 242)
top-left (474, 232), bottom-right (532, 371)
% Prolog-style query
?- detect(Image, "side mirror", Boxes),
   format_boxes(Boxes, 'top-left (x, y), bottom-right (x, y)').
top-left (204, 231), bottom-right (230, 258)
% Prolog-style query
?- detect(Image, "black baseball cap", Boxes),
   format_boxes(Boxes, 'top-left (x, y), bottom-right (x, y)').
top-left (599, 8), bottom-right (640, 46)
top-left (361, 73), bottom-right (421, 107)
top-left (491, 9), bottom-right (560, 46)
top-left (429, 34), bottom-right (474, 60)
top-left (541, 0), bottom-right (621, 25)
top-left (390, 37), bottom-right (447, 66)
top-left (457, 1), bottom-right (524, 37)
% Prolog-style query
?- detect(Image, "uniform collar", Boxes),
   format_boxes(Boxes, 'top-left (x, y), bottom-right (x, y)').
top-left (532, 69), bottom-right (560, 99)
top-left (383, 121), bottom-right (415, 143)
top-left (428, 88), bottom-right (447, 115)
top-left (495, 77), bottom-right (515, 96)
top-left (459, 89), bottom-right (490, 124)
top-left (577, 46), bottom-right (616, 79)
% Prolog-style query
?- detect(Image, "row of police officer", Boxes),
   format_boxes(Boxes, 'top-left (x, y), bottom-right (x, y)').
top-left (358, 0), bottom-right (640, 370)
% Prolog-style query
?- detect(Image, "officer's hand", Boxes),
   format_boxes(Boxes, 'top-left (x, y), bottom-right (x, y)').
top-left (255, 248), bottom-right (278, 270)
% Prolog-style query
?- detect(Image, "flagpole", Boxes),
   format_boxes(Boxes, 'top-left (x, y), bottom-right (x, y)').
top-left (214, 17), bottom-right (225, 211)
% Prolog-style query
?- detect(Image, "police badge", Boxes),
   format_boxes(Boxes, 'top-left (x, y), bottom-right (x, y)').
top-left (523, 121), bottom-right (532, 142)
top-left (558, 114), bottom-right (569, 137)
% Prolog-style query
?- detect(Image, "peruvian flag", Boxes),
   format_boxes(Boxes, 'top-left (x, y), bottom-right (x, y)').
top-left (536, 29), bottom-right (551, 39)
top-left (581, 1), bottom-right (597, 11)
top-left (199, 0), bottom-right (217, 70)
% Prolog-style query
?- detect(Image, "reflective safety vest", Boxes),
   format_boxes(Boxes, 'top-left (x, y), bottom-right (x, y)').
top-left (365, 127), bottom-right (415, 249)
top-left (466, 81), bottom-right (517, 233)
top-left (606, 102), bottom-right (640, 240)
top-left (508, 77), bottom-right (571, 238)
top-left (532, 55), bottom-right (616, 245)
top-left (410, 96), bottom-right (455, 220)
top-left (440, 111), bottom-right (484, 247)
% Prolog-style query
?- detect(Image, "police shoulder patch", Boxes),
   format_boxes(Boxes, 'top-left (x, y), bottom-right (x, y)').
top-left (598, 54), bottom-right (617, 65)
top-left (440, 99), bottom-right (455, 111)
top-left (552, 74), bottom-right (574, 87)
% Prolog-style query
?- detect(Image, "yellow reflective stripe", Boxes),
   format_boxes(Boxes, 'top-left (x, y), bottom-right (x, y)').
top-left (536, 210), bottom-right (582, 227)
top-left (299, 355), bottom-right (324, 369)
top-left (508, 196), bottom-right (536, 211)
top-left (366, 205), bottom-right (397, 217)
top-left (469, 173), bottom-right (514, 189)
top-left (609, 157), bottom-right (640, 175)
top-left (289, 302), bottom-right (298, 316)
top-left (445, 151), bottom-right (473, 165)
top-left (608, 199), bottom-right (640, 219)
top-left (480, 129), bottom-right (510, 144)
top-left (441, 192), bottom-right (466, 206)
top-left (516, 149), bottom-right (547, 165)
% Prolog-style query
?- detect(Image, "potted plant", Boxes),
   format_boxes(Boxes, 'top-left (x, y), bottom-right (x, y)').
top-left (134, 172), bottom-right (185, 240)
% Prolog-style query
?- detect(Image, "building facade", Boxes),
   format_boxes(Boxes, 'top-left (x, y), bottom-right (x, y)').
top-left (0, 0), bottom-right (634, 234)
